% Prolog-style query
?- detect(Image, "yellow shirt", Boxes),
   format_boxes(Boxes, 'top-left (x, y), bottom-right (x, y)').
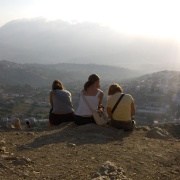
top-left (106, 93), bottom-right (134, 121)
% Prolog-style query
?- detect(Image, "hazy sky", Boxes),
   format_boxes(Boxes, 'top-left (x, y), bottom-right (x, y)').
top-left (0, 0), bottom-right (180, 40)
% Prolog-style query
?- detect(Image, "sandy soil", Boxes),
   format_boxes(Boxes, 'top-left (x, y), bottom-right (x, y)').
top-left (0, 123), bottom-right (179, 180)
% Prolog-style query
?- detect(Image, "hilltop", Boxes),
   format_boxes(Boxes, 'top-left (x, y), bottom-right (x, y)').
top-left (0, 60), bottom-right (140, 87)
top-left (0, 123), bottom-right (179, 180)
top-left (0, 60), bottom-right (180, 88)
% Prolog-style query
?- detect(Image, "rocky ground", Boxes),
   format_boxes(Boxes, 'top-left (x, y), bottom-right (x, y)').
top-left (0, 123), bottom-right (180, 180)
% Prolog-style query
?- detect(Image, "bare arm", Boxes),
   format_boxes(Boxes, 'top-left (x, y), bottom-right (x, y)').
top-left (50, 91), bottom-right (53, 107)
top-left (98, 91), bottom-right (104, 107)
top-left (107, 107), bottom-right (113, 119)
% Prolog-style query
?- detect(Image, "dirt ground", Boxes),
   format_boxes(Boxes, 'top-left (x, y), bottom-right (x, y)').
top-left (0, 123), bottom-right (180, 180)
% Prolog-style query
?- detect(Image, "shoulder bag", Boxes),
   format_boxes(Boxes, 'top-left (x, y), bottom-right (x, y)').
top-left (81, 92), bottom-right (108, 125)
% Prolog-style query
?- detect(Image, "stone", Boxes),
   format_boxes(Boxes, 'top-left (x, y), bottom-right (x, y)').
top-left (11, 157), bottom-right (32, 166)
top-left (0, 140), bottom-right (6, 146)
top-left (146, 127), bottom-right (173, 140)
top-left (92, 161), bottom-right (132, 180)
top-left (0, 162), bottom-right (8, 169)
top-left (0, 146), bottom-right (6, 152)
top-left (68, 143), bottom-right (76, 148)
top-left (142, 126), bottom-right (151, 131)
top-left (26, 132), bottom-right (35, 136)
top-left (23, 172), bottom-right (29, 177)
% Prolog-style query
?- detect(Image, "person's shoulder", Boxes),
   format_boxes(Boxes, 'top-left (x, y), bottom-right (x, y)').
top-left (63, 89), bottom-right (69, 92)
top-left (124, 93), bottom-right (134, 99)
top-left (63, 89), bottom-right (71, 95)
top-left (124, 93), bottom-right (132, 96)
top-left (98, 89), bottom-right (104, 94)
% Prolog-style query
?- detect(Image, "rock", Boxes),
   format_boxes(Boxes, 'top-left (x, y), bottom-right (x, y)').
top-left (92, 161), bottom-right (132, 180)
top-left (21, 157), bottom-right (32, 163)
top-left (10, 125), bottom-right (15, 129)
top-left (1, 155), bottom-right (18, 160)
top-left (26, 132), bottom-right (35, 136)
top-left (0, 162), bottom-right (8, 169)
top-left (14, 132), bottom-right (20, 135)
top-left (146, 127), bottom-right (173, 140)
top-left (23, 172), bottom-right (29, 177)
top-left (12, 157), bottom-right (32, 166)
top-left (22, 145), bottom-right (32, 149)
top-left (0, 140), bottom-right (6, 146)
top-left (142, 126), bottom-right (151, 131)
top-left (68, 143), bottom-right (76, 148)
top-left (0, 146), bottom-right (6, 152)
top-left (141, 137), bottom-right (148, 140)
top-left (13, 159), bottom-right (27, 166)
top-left (33, 171), bottom-right (40, 174)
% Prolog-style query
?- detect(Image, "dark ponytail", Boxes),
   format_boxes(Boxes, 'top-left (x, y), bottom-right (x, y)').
top-left (84, 74), bottom-right (100, 91)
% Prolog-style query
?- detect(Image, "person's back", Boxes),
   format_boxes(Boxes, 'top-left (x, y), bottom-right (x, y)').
top-left (106, 83), bottom-right (135, 131)
top-left (107, 92), bottom-right (133, 121)
top-left (52, 89), bottom-right (74, 114)
top-left (76, 89), bottom-right (102, 116)
top-left (74, 74), bottom-right (104, 125)
top-left (49, 80), bottom-right (74, 126)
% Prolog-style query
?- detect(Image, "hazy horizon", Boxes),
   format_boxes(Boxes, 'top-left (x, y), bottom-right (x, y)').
top-left (0, 0), bottom-right (180, 73)
top-left (0, 18), bottom-right (180, 72)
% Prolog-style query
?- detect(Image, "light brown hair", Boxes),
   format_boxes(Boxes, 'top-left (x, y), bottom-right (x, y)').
top-left (108, 83), bottom-right (123, 95)
top-left (52, 80), bottom-right (64, 90)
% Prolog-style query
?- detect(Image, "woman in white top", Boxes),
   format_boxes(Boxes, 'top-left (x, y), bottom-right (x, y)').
top-left (74, 74), bottom-right (104, 125)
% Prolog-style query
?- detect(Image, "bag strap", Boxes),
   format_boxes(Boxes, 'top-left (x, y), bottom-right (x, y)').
top-left (81, 92), bottom-right (93, 113)
top-left (111, 93), bottom-right (125, 114)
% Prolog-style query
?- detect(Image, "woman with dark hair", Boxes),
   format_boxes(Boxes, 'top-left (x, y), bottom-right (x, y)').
top-left (49, 80), bottom-right (74, 126)
top-left (106, 83), bottom-right (136, 131)
top-left (74, 74), bottom-right (104, 125)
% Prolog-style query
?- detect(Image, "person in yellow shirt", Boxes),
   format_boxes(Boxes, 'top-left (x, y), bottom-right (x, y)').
top-left (106, 83), bottom-right (136, 131)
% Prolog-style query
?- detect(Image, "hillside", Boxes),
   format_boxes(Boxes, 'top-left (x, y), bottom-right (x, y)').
top-left (0, 60), bottom-right (141, 87)
top-left (136, 70), bottom-right (180, 84)
top-left (0, 123), bottom-right (179, 180)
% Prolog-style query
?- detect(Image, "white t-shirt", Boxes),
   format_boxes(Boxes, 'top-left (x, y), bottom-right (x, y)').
top-left (75, 89), bottom-right (102, 116)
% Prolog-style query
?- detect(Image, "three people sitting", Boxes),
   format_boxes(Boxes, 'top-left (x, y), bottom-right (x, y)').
top-left (49, 77), bottom-right (136, 130)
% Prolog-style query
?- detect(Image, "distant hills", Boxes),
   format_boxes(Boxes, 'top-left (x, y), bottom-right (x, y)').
top-left (0, 60), bottom-right (142, 87)
top-left (0, 18), bottom-right (179, 73)
top-left (1, 60), bottom-right (180, 88)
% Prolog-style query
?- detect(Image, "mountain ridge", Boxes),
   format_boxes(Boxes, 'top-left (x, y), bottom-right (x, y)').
top-left (0, 60), bottom-right (141, 87)
top-left (1, 60), bottom-right (180, 88)
top-left (0, 18), bottom-right (179, 73)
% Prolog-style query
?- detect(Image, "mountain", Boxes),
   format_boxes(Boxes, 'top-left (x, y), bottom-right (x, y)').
top-left (0, 18), bottom-right (179, 73)
top-left (136, 70), bottom-right (180, 85)
top-left (0, 60), bottom-right (141, 87)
